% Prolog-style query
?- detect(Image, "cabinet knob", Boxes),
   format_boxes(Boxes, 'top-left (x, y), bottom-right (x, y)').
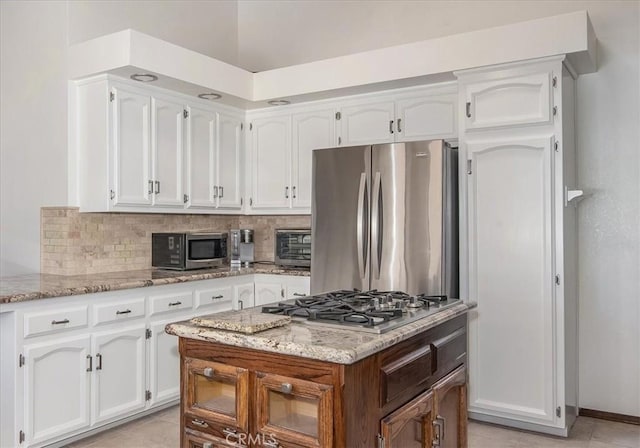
top-left (280, 383), bottom-right (293, 394)
top-left (203, 367), bottom-right (215, 378)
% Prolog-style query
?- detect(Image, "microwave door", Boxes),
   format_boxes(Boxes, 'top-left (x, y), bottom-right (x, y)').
top-left (311, 145), bottom-right (371, 294)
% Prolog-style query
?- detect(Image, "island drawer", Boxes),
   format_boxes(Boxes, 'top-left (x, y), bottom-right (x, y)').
top-left (184, 428), bottom-right (240, 448)
top-left (380, 342), bottom-right (434, 407)
top-left (23, 305), bottom-right (88, 338)
top-left (93, 296), bottom-right (145, 325)
top-left (149, 290), bottom-right (193, 316)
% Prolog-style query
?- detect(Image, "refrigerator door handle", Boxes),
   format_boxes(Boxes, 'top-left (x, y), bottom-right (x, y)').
top-left (356, 173), bottom-right (368, 279)
top-left (371, 171), bottom-right (382, 280)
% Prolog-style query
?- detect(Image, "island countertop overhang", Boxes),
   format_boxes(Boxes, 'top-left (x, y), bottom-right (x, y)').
top-left (166, 302), bottom-right (474, 365)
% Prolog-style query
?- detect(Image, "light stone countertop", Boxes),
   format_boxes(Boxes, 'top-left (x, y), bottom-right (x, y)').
top-left (166, 302), bottom-right (473, 365)
top-left (0, 263), bottom-right (309, 304)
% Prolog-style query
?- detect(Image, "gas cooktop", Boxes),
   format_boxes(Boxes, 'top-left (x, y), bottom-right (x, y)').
top-left (262, 290), bottom-right (460, 334)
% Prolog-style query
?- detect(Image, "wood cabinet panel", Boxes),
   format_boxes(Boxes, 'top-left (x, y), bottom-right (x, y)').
top-left (381, 390), bottom-right (434, 448)
top-left (432, 366), bottom-right (467, 448)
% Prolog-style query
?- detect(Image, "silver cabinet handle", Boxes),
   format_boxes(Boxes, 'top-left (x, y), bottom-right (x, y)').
top-left (213, 186), bottom-right (218, 198)
top-left (285, 186), bottom-right (289, 199)
top-left (116, 309), bottom-right (131, 315)
top-left (212, 295), bottom-right (224, 300)
top-left (86, 354), bottom-right (93, 372)
top-left (219, 186), bottom-right (224, 198)
top-left (293, 293), bottom-right (306, 297)
top-left (397, 118), bottom-right (402, 133)
top-left (280, 383), bottom-right (293, 394)
top-left (168, 301), bottom-right (182, 307)
top-left (148, 180), bottom-right (153, 194)
top-left (292, 186), bottom-right (296, 198)
top-left (222, 428), bottom-right (237, 437)
top-left (203, 367), bottom-right (215, 378)
top-left (96, 353), bottom-right (103, 370)
top-left (433, 416), bottom-right (445, 446)
top-left (466, 101), bottom-right (472, 118)
top-left (155, 180), bottom-right (160, 194)
top-left (51, 319), bottom-right (69, 325)
top-left (191, 418), bottom-right (209, 428)
top-left (389, 120), bottom-right (394, 134)
top-left (238, 300), bottom-right (243, 310)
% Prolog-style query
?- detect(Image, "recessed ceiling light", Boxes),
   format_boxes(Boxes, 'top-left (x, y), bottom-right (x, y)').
top-left (268, 99), bottom-right (290, 106)
top-left (198, 93), bottom-right (222, 100)
top-left (130, 73), bottom-right (158, 82)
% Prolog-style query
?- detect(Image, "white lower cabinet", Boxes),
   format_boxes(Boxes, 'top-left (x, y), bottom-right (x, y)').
top-left (24, 335), bottom-right (92, 446)
top-left (3, 274), bottom-right (309, 447)
top-left (92, 326), bottom-right (147, 425)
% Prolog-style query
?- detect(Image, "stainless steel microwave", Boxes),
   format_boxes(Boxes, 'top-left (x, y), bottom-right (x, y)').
top-left (152, 232), bottom-right (227, 270)
top-left (274, 229), bottom-right (311, 268)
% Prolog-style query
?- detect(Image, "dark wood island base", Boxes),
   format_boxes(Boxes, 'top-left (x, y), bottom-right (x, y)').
top-left (178, 314), bottom-right (468, 448)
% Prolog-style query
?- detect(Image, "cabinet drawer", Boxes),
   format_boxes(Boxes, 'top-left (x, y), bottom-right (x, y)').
top-left (24, 305), bottom-right (88, 338)
top-left (184, 428), bottom-right (241, 448)
top-left (93, 297), bottom-right (145, 325)
top-left (432, 327), bottom-right (467, 376)
top-left (194, 286), bottom-right (234, 313)
top-left (149, 291), bottom-right (193, 316)
top-left (380, 344), bottom-right (434, 407)
top-left (465, 72), bottom-right (552, 130)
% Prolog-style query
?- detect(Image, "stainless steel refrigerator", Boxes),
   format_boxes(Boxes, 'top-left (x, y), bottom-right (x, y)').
top-left (311, 140), bottom-right (458, 297)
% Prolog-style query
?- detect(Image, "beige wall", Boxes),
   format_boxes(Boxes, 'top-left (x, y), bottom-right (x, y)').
top-left (41, 208), bottom-right (309, 275)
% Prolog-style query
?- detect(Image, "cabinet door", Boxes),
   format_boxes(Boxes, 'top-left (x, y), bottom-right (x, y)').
top-left (380, 390), bottom-right (434, 448)
top-left (291, 109), bottom-right (336, 209)
top-left (92, 326), bottom-right (146, 424)
top-left (464, 72), bottom-right (552, 130)
top-left (255, 372), bottom-right (333, 448)
top-left (339, 101), bottom-right (394, 146)
top-left (152, 96), bottom-right (185, 207)
top-left (187, 105), bottom-right (217, 208)
top-left (432, 366), bottom-right (467, 448)
top-left (250, 116), bottom-right (291, 209)
top-left (111, 86), bottom-right (151, 206)
top-left (149, 318), bottom-right (182, 407)
top-left (467, 136), bottom-right (556, 423)
top-left (184, 358), bottom-right (249, 434)
top-left (234, 283), bottom-right (255, 310)
top-left (255, 282), bottom-right (283, 306)
top-left (24, 335), bottom-right (91, 446)
top-left (395, 94), bottom-right (457, 142)
top-left (217, 113), bottom-right (243, 209)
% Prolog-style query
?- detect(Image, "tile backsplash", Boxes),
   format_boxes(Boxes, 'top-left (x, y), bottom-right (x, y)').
top-left (41, 208), bottom-right (310, 275)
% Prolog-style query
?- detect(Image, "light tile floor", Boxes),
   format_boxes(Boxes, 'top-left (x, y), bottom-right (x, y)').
top-left (67, 406), bottom-right (639, 448)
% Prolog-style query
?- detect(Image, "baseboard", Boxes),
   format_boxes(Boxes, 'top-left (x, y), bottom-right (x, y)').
top-left (579, 408), bottom-right (640, 426)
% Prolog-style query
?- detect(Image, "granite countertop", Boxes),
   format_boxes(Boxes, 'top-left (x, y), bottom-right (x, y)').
top-left (166, 302), bottom-right (473, 365)
top-left (0, 263), bottom-right (309, 304)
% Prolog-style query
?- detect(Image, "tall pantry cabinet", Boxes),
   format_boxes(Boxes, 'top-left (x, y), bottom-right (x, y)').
top-left (455, 56), bottom-right (580, 436)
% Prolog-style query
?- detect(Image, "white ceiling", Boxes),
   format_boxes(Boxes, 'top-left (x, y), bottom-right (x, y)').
top-left (68, 0), bottom-right (627, 73)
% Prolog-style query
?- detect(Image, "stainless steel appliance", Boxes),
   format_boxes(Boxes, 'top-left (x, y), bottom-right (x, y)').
top-left (262, 289), bottom-right (459, 334)
top-left (152, 232), bottom-right (227, 270)
top-left (229, 229), bottom-right (242, 266)
top-left (311, 140), bottom-right (458, 297)
top-left (274, 229), bottom-right (311, 268)
top-left (239, 229), bottom-right (255, 266)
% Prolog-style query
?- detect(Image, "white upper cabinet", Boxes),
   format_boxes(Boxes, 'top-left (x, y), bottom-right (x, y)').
top-left (186, 105), bottom-right (217, 209)
top-left (464, 72), bottom-right (552, 130)
top-left (250, 115), bottom-right (291, 209)
top-left (337, 86), bottom-right (457, 146)
top-left (339, 100), bottom-right (395, 146)
top-left (291, 108), bottom-right (336, 209)
top-left (217, 112), bottom-right (243, 209)
top-left (111, 85), bottom-right (151, 207)
top-left (151, 96), bottom-right (185, 207)
top-left (395, 93), bottom-right (457, 141)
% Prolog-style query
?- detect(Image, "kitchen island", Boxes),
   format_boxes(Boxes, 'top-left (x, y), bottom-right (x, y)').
top-left (167, 302), bottom-right (472, 448)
